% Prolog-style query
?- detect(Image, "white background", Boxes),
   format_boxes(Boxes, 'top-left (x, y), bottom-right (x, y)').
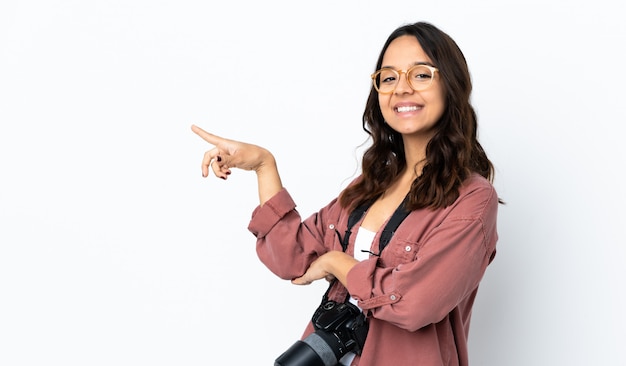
top-left (1, 0), bottom-right (625, 365)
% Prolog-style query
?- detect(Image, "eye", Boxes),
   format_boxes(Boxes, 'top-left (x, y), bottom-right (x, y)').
top-left (379, 70), bottom-right (397, 84)
top-left (409, 66), bottom-right (434, 83)
top-left (381, 76), bottom-right (397, 84)
top-left (413, 73), bottom-right (432, 80)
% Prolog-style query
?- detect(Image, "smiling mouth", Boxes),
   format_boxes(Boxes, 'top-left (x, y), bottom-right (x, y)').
top-left (395, 105), bottom-right (421, 113)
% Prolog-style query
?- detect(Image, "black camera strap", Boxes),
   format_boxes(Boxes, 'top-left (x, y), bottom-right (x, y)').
top-left (327, 194), bottom-right (411, 302)
top-left (377, 194), bottom-right (412, 254)
top-left (337, 194), bottom-right (411, 255)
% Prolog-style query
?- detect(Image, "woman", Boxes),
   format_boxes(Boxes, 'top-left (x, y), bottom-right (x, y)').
top-left (192, 21), bottom-right (500, 366)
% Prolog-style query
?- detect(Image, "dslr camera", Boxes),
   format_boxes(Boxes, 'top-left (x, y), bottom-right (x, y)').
top-left (274, 299), bottom-right (369, 366)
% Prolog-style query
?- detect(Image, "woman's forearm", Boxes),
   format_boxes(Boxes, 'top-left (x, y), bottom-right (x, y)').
top-left (255, 152), bottom-right (283, 206)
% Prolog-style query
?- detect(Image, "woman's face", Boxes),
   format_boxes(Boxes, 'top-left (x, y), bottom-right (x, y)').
top-left (378, 35), bottom-right (445, 140)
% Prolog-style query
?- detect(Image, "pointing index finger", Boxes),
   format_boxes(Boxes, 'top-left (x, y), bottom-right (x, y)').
top-left (191, 124), bottom-right (223, 146)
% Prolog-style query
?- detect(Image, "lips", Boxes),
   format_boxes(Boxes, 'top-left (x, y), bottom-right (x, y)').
top-left (395, 104), bottom-right (422, 113)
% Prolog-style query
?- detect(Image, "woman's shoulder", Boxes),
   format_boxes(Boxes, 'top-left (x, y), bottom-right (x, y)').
top-left (461, 172), bottom-right (496, 194)
top-left (451, 173), bottom-right (499, 217)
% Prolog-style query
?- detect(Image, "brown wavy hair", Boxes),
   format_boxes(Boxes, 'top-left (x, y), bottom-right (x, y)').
top-left (339, 22), bottom-right (497, 211)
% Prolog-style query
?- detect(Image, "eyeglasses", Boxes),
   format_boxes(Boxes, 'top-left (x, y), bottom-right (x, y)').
top-left (371, 64), bottom-right (439, 94)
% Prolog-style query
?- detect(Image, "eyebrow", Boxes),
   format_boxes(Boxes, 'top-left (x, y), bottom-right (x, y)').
top-left (380, 61), bottom-right (435, 69)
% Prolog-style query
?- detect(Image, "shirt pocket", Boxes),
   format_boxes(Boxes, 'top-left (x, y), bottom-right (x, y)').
top-left (378, 238), bottom-right (422, 268)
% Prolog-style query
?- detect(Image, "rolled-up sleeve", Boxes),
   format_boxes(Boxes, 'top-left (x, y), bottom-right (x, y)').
top-left (248, 188), bottom-right (297, 238)
top-left (248, 188), bottom-right (336, 281)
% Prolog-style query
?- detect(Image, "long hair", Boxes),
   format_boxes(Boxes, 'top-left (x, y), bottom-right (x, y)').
top-left (339, 22), bottom-right (496, 211)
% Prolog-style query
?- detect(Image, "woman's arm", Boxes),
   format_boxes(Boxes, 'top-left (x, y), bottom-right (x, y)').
top-left (291, 250), bottom-right (359, 287)
top-left (193, 124), bottom-right (359, 285)
top-left (191, 124), bottom-right (282, 205)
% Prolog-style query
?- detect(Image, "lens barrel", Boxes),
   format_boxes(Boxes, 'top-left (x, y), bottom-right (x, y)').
top-left (274, 332), bottom-right (340, 366)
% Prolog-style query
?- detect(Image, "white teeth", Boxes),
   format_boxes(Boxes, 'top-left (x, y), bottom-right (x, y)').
top-left (396, 105), bottom-right (420, 112)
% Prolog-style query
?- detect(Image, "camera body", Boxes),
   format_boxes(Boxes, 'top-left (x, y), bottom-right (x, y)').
top-left (274, 300), bottom-right (368, 366)
top-left (312, 300), bottom-right (368, 356)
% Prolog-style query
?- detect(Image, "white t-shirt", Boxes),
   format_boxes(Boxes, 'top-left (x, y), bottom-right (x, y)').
top-left (353, 227), bottom-right (377, 262)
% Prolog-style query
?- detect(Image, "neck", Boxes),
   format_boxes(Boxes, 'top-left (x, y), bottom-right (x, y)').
top-left (402, 133), bottom-right (432, 176)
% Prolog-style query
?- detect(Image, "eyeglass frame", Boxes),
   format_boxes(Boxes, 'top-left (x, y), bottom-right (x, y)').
top-left (370, 64), bottom-right (439, 94)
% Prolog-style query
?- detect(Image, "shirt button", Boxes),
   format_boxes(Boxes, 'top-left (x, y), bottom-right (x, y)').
top-left (405, 245), bottom-right (411, 252)
top-left (390, 295), bottom-right (397, 301)
top-left (329, 224), bottom-right (335, 230)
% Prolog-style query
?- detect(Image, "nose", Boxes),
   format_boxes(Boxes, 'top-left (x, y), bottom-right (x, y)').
top-left (394, 70), bottom-right (413, 94)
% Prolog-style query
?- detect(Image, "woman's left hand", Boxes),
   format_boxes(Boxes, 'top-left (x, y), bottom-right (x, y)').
top-left (291, 251), bottom-right (359, 287)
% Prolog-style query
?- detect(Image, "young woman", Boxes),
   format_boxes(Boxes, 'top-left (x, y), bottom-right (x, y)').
top-left (192, 21), bottom-right (500, 366)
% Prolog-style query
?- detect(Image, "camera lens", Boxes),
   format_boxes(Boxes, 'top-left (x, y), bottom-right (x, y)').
top-left (274, 332), bottom-right (340, 366)
top-left (275, 299), bottom-right (368, 366)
